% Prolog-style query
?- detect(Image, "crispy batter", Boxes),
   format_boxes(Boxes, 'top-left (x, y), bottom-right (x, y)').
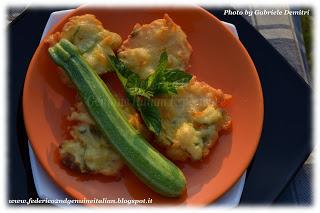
top-left (60, 102), bottom-right (151, 175)
top-left (47, 14), bottom-right (122, 75)
top-left (155, 77), bottom-right (231, 161)
top-left (59, 14), bottom-right (231, 167)
top-left (118, 14), bottom-right (192, 79)
top-left (60, 124), bottom-right (123, 176)
top-left (118, 15), bottom-right (231, 161)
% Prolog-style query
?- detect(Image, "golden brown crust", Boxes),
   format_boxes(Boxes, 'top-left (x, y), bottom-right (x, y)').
top-left (46, 14), bottom-right (122, 75)
top-left (59, 101), bottom-right (150, 176)
top-left (118, 14), bottom-right (192, 79)
top-left (118, 14), bottom-right (231, 161)
top-left (155, 77), bottom-right (232, 161)
top-left (57, 14), bottom-right (232, 166)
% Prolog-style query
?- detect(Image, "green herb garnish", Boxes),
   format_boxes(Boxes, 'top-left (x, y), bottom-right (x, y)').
top-left (108, 52), bottom-right (192, 135)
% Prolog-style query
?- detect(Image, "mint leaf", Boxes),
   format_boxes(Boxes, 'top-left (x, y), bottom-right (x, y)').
top-left (156, 51), bottom-right (169, 74)
top-left (107, 52), bottom-right (192, 135)
top-left (146, 51), bottom-right (168, 89)
top-left (127, 94), bottom-right (161, 135)
top-left (108, 55), bottom-right (152, 98)
top-left (108, 55), bottom-right (161, 134)
top-left (127, 88), bottom-right (153, 99)
top-left (153, 82), bottom-right (178, 95)
top-left (138, 99), bottom-right (161, 135)
top-left (126, 73), bottom-right (153, 99)
top-left (162, 69), bottom-right (193, 84)
top-left (108, 55), bottom-right (137, 86)
top-left (153, 69), bottom-right (193, 96)
top-left (145, 52), bottom-right (192, 96)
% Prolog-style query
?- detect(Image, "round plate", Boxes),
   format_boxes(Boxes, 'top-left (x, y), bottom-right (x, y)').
top-left (23, 6), bottom-right (263, 205)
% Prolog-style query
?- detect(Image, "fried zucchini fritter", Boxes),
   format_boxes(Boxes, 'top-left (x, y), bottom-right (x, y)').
top-left (60, 124), bottom-right (123, 176)
top-left (118, 14), bottom-right (192, 79)
top-left (59, 14), bottom-right (231, 167)
top-left (47, 14), bottom-right (122, 75)
top-left (155, 77), bottom-right (231, 161)
top-left (60, 102), bottom-right (151, 175)
top-left (118, 15), bottom-right (231, 161)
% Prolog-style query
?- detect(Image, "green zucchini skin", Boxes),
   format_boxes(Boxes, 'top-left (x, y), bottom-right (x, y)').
top-left (48, 39), bottom-right (186, 197)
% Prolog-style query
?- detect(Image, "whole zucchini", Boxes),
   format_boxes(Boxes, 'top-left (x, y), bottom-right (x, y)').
top-left (48, 39), bottom-right (186, 197)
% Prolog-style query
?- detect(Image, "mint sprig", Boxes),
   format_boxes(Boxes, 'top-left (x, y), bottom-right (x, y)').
top-left (108, 52), bottom-right (192, 135)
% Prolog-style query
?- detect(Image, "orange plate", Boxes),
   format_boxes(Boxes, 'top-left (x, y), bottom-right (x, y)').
top-left (23, 6), bottom-right (264, 205)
